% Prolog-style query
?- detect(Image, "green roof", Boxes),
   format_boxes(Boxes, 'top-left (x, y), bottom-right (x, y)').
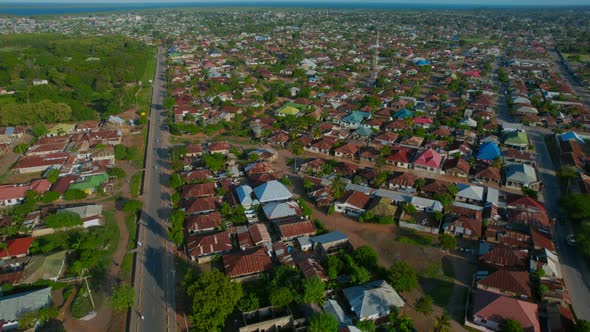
top-left (277, 102), bottom-right (306, 115)
top-left (48, 123), bottom-right (76, 135)
top-left (503, 131), bottom-right (529, 146)
top-left (22, 250), bottom-right (67, 284)
top-left (69, 173), bottom-right (109, 191)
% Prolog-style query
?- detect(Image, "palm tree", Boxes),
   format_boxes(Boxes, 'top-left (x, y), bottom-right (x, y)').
top-left (330, 175), bottom-right (346, 200)
top-left (433, 311), bottom-right (451, 332)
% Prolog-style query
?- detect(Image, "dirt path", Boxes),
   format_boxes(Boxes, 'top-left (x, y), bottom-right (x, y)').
top-left (60, 191), bottom-right (131, 332)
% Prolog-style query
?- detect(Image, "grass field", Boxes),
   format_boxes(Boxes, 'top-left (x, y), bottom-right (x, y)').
top-left (563, 53), bottom-right (590, 62)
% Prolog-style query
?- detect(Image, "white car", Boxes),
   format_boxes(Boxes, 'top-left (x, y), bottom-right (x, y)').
top-left (567, 234), bottom-right (576, 245)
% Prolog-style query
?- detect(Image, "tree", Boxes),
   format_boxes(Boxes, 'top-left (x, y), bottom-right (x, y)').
top-left (403, 203), bottom-right (417, 215)
top-left (44, 211), bottom-right (83, 228)
top-left (169, 173), bottom-right (183, 189)
top-left (111, 285), bottom-right (135, 311)
top-left (330, 175), bottom-right (346, 200)
top-left (414, 178), bottom-right (426, 191)
top-left (238, 293), bottom-right (259, 312)
top-left (114, 144), bottom-right (129, 160)
top-left (353, 245), bottom-right (378, 270)
top-left (46, 168), bottom-right (60, 183)
top-left (32, 123), bottom-right (49, 137)
top-left (433, 311), bottom-right (451, 332)
top-left (309, 313), bottom-right (339, 332)
top-left (163, 96), bottom-right (175, 111)
top-left (107, 167), bottom-right (126, 179)
top-left (302, 276), bottom-right (326, 305)
top-left (387, 262), bottom-right (418, 292)
top-left (269, 287), bottom-right (294, 308)
top-left (501, 319), bottom-right (524, 332)
top-left (41, 191), bottom-right (61, 203)
top-left (122, 199), bottom-right (143, 214)
top-left (64, 189), bottom-right (88, 200)
top-left (356, 320), bottom-right (376, 332)
top-left (415, 295), bottom-right (433, 315)
top-left (439, 234), bottom-right (457, 251)
top-left (561, 193), bottom-right (590, 222)
top-left (521, 187), bottom-right (538, 200)
top-left (168, 210), bottom-right (186, 246)
top-left (185, 270), bottom-right (243, 331)
top-left (203, 153), bottom-right (226, 172)
top-left (575, 320), bottom-right (590, 332)
top-left (18, 306), bottom-right (59, 329)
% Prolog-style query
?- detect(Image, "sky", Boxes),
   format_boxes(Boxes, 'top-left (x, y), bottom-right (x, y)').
top-left (0, 0), bottom-right (589, 5)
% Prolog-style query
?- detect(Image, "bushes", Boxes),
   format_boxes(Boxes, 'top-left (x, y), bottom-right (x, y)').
top-left (71, 287), bottom-right (94, 319)
top-left (415, 295), bottom-right (433, 315)
top-left (64, 189), bottom-right (87, 201)
top-left (44, 211), bottom-right (83, 229)
top-left (107, 167), bottom-right (126, 178)
top-left (42, 191), bottom-right (61, 203)
top-left (386, 261), bottom-right (418, 292)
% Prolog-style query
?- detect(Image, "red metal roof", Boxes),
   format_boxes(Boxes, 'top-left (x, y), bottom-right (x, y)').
top-left (223, 247), bottom-right (273, 278)
top-left (0, 237), bottom-right (34, 258)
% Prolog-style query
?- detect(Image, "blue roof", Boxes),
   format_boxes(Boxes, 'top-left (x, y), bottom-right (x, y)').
top-left (559, 131), bottom-right (585, 144)
top-left (394, 108), bottom-right (413, 119)
top-left (416, 59), bottom-right (430, 66)
top-left (477, 141), bottom-right (501, 161)
top-left (342, 111), bottom-right (371, 124)
top-left (310, 231), bottom-right (348, 245)
top-left (355, 127), bottom-right (373, 137)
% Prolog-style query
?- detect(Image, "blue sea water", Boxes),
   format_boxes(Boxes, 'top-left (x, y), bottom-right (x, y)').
top-left (0, 1), bottom-right (567, 16)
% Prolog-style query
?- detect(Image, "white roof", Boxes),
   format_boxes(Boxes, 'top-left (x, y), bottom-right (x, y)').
top-left (343, 280), bottom-right (405, 320)
top-left (486, 187), bottom-right (499, 204)
top-left (505, 163), bottom-right (537, 185)
top-left (411, 196), bottom-right (443, 212)
top-left (253, 180), bottom-right (292, 204)
top-left (323, 299), bottom-right (352, 325)
top-left (263, 201), bottom-right (300, 220)
top-left (0, 287), bottom-right (52, 322)
top-left (59, 204), bottom-right (102, 218)
top-left (456, 183), bottom-right (484, 201)
top-left (235, 185), bottom-right (253, 207)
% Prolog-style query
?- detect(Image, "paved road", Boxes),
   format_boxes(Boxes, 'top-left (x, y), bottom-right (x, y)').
top-left (494, 60), bottom-right (590, 319)
top-left (130, 46), bottom-right (177, 332)
top-left (549, 49), bottom-right (590, 107)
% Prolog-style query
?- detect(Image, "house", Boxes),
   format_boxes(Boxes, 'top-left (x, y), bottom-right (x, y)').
top-left (12, 153), bottom-right (69, 174)
top-left (59, 204), bottom-right (104, 228)
top-left (68, 173), bottom-right (109, 195)
top-left (277, 220), bottom-right (316, 241)
top-left (21, 250), bottom-right (67, 283)
top-left (410, 196), bottom-right (444, 213)
top-left (388, 172), bottom-right (418, 190)
top-left (474, 165), bottom-right (502, 184)
top-left (185, 143), bottom-right (204, 157)
top-left (479, 247), bottom-right (529, 271)
top-left (323, 299), bottom-right (352, 326)
top-left (340, 111), bottom-right (371, 129)
top-left (477, 142), bottom-right (501, 162)
top-left (455, 184), bottom-right (485, 203)
top-left (412, 148), bottom-right (444, 174)
top-left (503, 130), bottom-right (529, 150)
top-left (386, 147), bottom-right (415, 168)
top-left (0, 287), bottom-right (52, 330)
top-left (477, 270), bottom-right (532, 299)
top-left (182, 182), bottom-right (216, 199)
top-left (310, 231), bottom-right (351, 256)
top-left (184, 197), bottom-right (219, 215)
top-left (186, 231), bottom-right (232, 263)
top-left (343, 280), bottom-right (405, 321)
top-left (263, 201), bottom-right (302, 222)
top-left (334, 191), bottom-right (371, 217)
top-left (185, 212), bottom-right (223, 235)
top-left (504, 164), bottom-right (539, 190)
top-left (444, 216), bottom-right (482, 240)
top-left (297, 258), bottom-right (328, 281)
top-left (444, 158), bottom-right (470, 178)
top-left (0, 185), bottom-right (28, 206)
top-left (245, 161), bottom-right (274, 176)
top-left (248, 223), bottom-right (272, 247)
top-left (208, 141), bottom-right (230, 155)
top-left (470, 289), bottom-right (540, 332)
top-left (0, 237), bottom-right (34, 260)
top-left (334, 142), bottom-right (360, 159)
top-left (253, 180), bottom-right (292, 204)
top-left (223, 247), bottom-right (273, 281)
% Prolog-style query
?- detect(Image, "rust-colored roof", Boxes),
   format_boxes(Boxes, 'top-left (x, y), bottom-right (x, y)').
top-left (183, 197), bottom-right (219, 214)
top-left (297, 258), bottom-right (329, 281)
top-left (444, 158), bottom-right (470, 173)
top-left (473, 289), bottom-right (540, 332)
top-left (531, 228), bottom-right (556, 252)
top-left (386, 147), bottom-right (415, 164)
top-left (478, 270), bottom-right (532, 298)
top-left (182, 182), bottom-right (216, 199)
top-left (389, 172), bottom-right (418, 187)
top-left (186, 231), bottom-right (232, 257)
top-left (185, 212), bottom-right (223, 233)
top-left (223, 247), bottom-right (273, 278)
top-left (447, 216), bottom-right (483, 238)
top-left (0, 237), bottom-right (34, 258)
top-left (334, 142), bottom-right (360, 155)
top-left (278, 220), bottom-right (317, 240)
top-left (480, 247), bottom-right (529, 270)
top-left (248, 223), bottom-right (271, 245)
top-left (344, 191), bottom-right (371, 209)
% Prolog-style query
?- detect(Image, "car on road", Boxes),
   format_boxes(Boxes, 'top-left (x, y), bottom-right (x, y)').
top-left (568, 234), bottom-right (576, 245)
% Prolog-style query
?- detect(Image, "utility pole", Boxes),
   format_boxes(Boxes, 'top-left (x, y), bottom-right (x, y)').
top-left (83, 275), bottom-right (96, 309)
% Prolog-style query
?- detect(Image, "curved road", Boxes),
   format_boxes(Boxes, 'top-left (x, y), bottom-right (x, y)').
top-left (130, 46), bottom-right (176, 332)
